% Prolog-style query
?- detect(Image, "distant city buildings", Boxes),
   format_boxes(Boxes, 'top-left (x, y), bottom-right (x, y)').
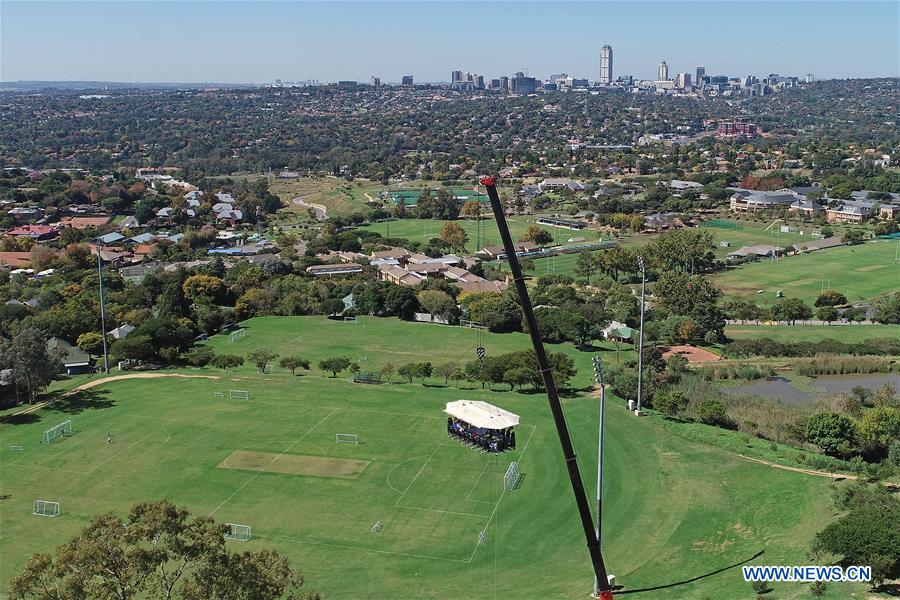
top-left (658, 61), bottom-right (669, 81)
top-left (599, 44), bottom-right (613, 85)
top-left (371, 76), bottom-right (381, 88)
top-left (695, 65), bottom-right (705, 86)
top-left (401, 75), bottom-right (414, 85)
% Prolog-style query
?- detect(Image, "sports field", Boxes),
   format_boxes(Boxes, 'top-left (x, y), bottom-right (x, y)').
top-left (360, 217), bottom-right (604, 254)
top-left (726, 323), bottom-right (900, 343)
top-left (710, 239), bottom-right (900, 305)
top-left (0, 317), bottom-right (867, 599)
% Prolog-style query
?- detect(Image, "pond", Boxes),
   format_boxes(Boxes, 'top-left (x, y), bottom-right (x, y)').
top-left (722, 373), bottom-right (900, 405)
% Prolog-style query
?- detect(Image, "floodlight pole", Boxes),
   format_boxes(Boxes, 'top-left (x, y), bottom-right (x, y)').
top-left (593, 355), bottom-right (608, 597)
top-left (481, 177), bottom-right (612, 599)
top-left (96, 240), bottom-right (110, 374)
top-left (636, 256), bottom-right (646, 413)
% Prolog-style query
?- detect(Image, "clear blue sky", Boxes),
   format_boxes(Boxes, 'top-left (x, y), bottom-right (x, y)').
top-left (2, 1), bottom-right (898, 83)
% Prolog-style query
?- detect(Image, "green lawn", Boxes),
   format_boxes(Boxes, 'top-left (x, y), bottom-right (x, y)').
top-left (0, 317), bottom-right (869, 599)
top-left (360, 217), bottom-right (604, 254)
top-left (700, 220), bottom-right (816, 259)
top-left (710, 239), bottom-right (900, 305)
top-left (726, 323), bottom-right (900, 342)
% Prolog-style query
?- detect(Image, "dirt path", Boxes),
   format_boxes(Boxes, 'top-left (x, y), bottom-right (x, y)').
top-left (292, 196), bottom-right (327, 221)
top-left (737, 454), bottom-right (857, 480)
top-left (10, 373), bottom-right (221, 417)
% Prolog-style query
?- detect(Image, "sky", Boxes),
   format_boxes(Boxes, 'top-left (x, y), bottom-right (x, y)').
top-left (2, 1), bottom-right (898, 83)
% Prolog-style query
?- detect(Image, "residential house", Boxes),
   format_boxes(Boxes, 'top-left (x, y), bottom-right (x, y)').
top-left (58, 215), bottom-right (113, 230)
top-left (107, 323), bottom-right (135, 340)
top-left (538, 178), bottom-right (585, 192)
top-left (5, 225), bottom-right (57, 241)
top-left (47, 337), bottom-right (93, 375)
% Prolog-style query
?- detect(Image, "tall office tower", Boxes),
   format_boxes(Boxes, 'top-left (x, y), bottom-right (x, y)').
top-left (658, 61), bottom-right (669, 81)
top-left (401, 75), bottom-right (414, 85)
top-left (676, 73), bottom-right (692, 89)
top-left (474, 74), bottom-right (484, 89)
top-left (371, 76), bottom-right (381, 88)
top-left (806, 73), bottom-right (815, 83)
top-left (695, 65), bottom-right (705, 85)
top-left (500, 76), bottom-right (509, 91)
top-left (599, 44), bottom-right (613, 84)
top-left (451, 70), bottom-right (463, 83)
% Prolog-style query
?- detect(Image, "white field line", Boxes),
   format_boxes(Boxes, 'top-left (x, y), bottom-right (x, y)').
top-left (208, 409), bottom-right (338, 516)
top-left (464, 463), bottom-right (490, 502)
top-left (392, 444), bottom-right (441, 508)
top-left (261, 534), bottom-right (467, 563)
top-left (465, 425), bottom-right (536, 563)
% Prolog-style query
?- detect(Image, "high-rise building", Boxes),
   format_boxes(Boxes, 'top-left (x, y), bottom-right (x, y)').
top-left (490, 78), bottom-right (501, 90)
top-left (695, 66), bottom-right (705, 85)
top-left (600, 44), bottom-right (613, 85)
top-left (401, 75), bottom-right (414, 85)
top-left (805, 73), bottom-right (815, 83)
top-left (658, 61), bottom-right (669, 81)
top-left (500, 76), bottom-right (509, 91)
top-left (371, 76), bottom-right (381, 88)
top-left (451, 70), bottom-right (463, 83)
top-left (474, 74), bottom-right (484, 89)
top-left (676, 73), bottom-right (692, 89)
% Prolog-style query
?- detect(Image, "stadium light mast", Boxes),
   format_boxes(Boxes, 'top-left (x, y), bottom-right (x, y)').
top-left (95, 239), bottom-right (110, 374)
top-left (592, 355), bottom-right (611, 596)
top-left (482, 177), bottom-right (613, 599)
top-left (636, 256), bottom-right (646, 414)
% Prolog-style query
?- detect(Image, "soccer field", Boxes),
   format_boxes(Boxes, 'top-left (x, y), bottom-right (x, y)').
top-left (710, 239), bottom-right (900, 305)
top-left (0, 318), bottom-right (865, 599)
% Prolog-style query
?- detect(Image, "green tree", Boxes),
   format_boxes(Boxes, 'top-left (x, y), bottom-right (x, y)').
top-left (521, 224), bottom-right (553, 245)
top-left (439, 221), bottom-right (468, 252)
top-left (247, 349), bottom-right (279, 372)
top-left (279, 356), bottom-right (311, 375)
top-left (843, 229), bottom-right (865, 245)
top-left (435, 362), bottom-right (458, 386)
top-left (380, 362), bottom-right (395, 382)
top-left (9, 499), bottom-right (315, 600)
top-left (816, 306), bottom-right (839, 324)
top-left (417, 290), bottom-right (457, 321)
top-left (873, 292), bottom-right (900, 324)
top-left (111, 334), bottom-right (156, 363)
top-left (805, 412), bottom-right (858, 457)
top-left (318, 356), bottom-right (351, 377)
top-left (699, 399), bottom-right (729, 426)
top-left (3, 328), bottom-right (60, 404)
top-left (814, 290), bottom-right (848, 307)
top-left (76, 332), bottom-right (105, 356)
top-left (210, 354), bottom-right (244, 370)
top-left (771, 297), bottom-right (814, 325)
top-left (185, 347), bottom-right (215, 367)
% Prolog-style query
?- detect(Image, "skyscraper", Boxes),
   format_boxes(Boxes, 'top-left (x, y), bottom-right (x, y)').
top-left (451, 70), bottom-right (463, 83)
top-left (695, 65), bottom-right (705, 85)
top-left (658, 61), bottom-right (668, 81)
top-left (401, 75), bottom-right (414, 85)
top-left (599, 44), bottom-right (613, 85)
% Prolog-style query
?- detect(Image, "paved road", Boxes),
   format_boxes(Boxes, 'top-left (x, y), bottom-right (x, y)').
top-left (292, 196), bottom-right (327, 221)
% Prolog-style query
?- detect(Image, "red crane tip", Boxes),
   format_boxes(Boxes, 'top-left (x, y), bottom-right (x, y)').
top-left (479, 176), bottom-right (495, 186)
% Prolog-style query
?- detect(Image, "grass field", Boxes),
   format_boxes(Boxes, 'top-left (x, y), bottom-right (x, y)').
top-left (726, 323), bottom-right (900, 342)
top-left (360, 217), bottom-right (604, 254)
top-left (710, 239), bottom-right (900, 305)
top-left (0, 317), bottom-right (872, 599)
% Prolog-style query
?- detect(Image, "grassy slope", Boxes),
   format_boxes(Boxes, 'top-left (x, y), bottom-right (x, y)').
top-left (709, 239), bottom-right (900, 305)
top-left (360, 217), bottom-right (604, 254)
top-left (0, 317), bottom-right (868, 599)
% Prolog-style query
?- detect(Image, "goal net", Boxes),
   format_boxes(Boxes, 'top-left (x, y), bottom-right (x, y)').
top-left (256, 364), bottom-right (275, 374)
top-left (504, 462), bottom-right (521, 491)
top-left (224, 523), bottom-right (251, 541)
top-left (33, 500), bottom-right (60, 517)
top-left (228, 329), bottom-right (246, 342)
top-left (41, 420), bottom-right (72, 444)
top-left (229, 389), bottom-right (250, 400)
top-left (336, 433), bottom-right (359, 445)
top-left (343, 316), bottom-right (358, 323)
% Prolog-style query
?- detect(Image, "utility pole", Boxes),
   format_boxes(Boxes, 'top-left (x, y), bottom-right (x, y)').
top-left (96, 240), bottom-right (110, 374)
top-left (636, 256), bottom-right (646, 415)
top-left (482, 177), bottom-right (613, 599)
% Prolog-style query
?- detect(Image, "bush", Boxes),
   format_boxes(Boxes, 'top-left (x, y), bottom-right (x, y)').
top-left (699, 399), bottom-right (729, 426)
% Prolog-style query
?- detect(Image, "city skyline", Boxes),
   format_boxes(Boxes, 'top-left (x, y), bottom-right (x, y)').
top-left (2, 1), bottom-right (898, 83)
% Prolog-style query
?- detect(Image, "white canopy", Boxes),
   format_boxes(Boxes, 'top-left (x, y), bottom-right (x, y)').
top-left (444, 400), bottom-right (520, 430)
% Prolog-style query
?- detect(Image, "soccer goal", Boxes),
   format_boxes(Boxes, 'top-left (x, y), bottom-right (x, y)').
top-left (460, 320), bottom-right (485, 329)
top-left (33, 500), bottom-right (60, 517)
top-left (343, 316), bottom-right (358, 323)
top-left (224, 523), bottom-right (251, 541)
top-left (256, 364), bottom-right (275, 374)
top-left (10, 445), bottom-right (24, 452)
top-left (504, 462), bottom-right (522, 491)
top-left (370, 520), bottom-right (384, 533)
top-left (41, 420), bottom-right (72, 444)
top-left (229, 389), bottom-right (250, 400)
top-left (336, 433), bottom-right (359, 445)
top-left (228, 328), bottom-right (246, 342)
top-left (213, 391), bottom-right (225, 398)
